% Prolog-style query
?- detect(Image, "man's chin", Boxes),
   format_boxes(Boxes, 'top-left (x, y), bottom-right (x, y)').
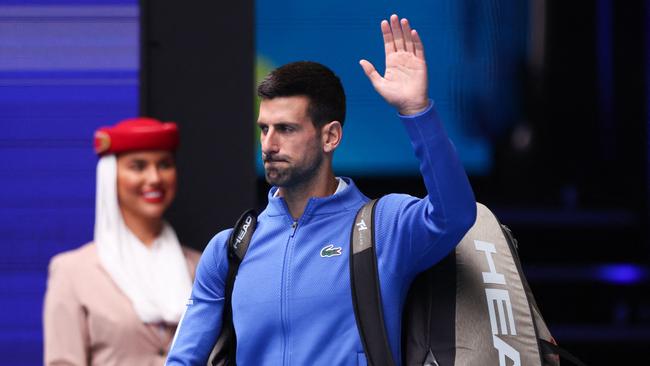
top-left (265, 171), bottom-right (287, 187)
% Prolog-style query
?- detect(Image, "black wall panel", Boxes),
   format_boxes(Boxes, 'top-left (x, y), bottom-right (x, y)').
top-left (140, 0), bottom-right (256, 249)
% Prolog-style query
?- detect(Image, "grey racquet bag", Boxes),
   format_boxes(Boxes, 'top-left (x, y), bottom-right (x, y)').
top-left (351, 200), bottom-right (585, 366)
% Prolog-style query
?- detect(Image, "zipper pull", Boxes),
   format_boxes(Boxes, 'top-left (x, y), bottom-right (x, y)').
top-left (291, 221), bottom-right (298, 237)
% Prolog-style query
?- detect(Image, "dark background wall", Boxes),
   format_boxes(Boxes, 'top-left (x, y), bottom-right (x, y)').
top-left (139, 0), bottom-right (255, 250)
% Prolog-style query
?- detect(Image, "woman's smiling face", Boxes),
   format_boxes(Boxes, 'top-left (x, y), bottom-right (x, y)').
top-left (116, 150), bottom-right (177, 222)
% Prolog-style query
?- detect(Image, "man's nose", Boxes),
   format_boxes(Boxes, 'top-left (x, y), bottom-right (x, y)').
top-left (261, 129), bottom-right (279, 155)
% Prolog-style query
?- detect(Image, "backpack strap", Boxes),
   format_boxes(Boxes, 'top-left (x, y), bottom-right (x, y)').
top-left (350, 198), bottom-right (396, 366)
top-left (209, 209), bottom-right (258, 366)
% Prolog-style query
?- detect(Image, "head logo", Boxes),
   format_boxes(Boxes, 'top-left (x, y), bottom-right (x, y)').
top-left (320, 244), bottom-right (342, 257)
top-left (233, 216), bottom-right (253, 250)
top-left (474, 239), bottom-right (521, 365)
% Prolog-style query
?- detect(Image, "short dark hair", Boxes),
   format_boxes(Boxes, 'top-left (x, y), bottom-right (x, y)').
top-left (257, 61), bottom-right (346, 128)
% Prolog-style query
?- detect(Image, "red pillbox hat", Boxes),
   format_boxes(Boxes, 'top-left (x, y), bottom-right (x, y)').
top-left (94, 117), bottom-right (179, 156)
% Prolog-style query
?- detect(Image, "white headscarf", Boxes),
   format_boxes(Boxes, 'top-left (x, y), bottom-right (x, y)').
top-left (94, 155), bottom-right (193, 324)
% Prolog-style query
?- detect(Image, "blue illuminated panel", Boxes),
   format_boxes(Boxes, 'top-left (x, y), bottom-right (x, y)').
top-left (0, 2), bottom-right (138, 364)
top-left (255, 0), bottom-right (529, 176)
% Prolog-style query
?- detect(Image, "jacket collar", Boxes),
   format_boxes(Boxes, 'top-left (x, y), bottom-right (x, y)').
top-left (264, 177), bottom-right (367, 219)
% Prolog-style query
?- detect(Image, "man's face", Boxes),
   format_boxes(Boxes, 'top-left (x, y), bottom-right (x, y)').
top-left (257, 95), bottom-right (324, 188)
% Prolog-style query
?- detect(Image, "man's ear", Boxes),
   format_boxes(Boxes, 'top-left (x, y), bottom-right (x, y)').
top-left (321, 121), bottom-right (342, 153)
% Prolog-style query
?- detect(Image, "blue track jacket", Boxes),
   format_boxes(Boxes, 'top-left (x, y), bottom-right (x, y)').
top-left (166, 103), bottom-right (476, 365)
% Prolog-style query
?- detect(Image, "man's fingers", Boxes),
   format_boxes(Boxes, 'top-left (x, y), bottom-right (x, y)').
top-left (381, 20), bottom-right (395, 54)
top-left (359, 59), bottom-right (383, 87)
top-left (401, 18), bottom-right (414, 54)
top-left (412, 29), bottom-right (426, 61)
top-left (390, 14), bottom-right (405, 52)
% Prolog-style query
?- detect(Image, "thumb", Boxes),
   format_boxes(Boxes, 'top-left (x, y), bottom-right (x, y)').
top-left (359, 59), bottom-right (382, 89)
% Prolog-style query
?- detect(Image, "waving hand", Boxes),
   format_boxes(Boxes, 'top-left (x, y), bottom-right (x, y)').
top-left (360, 14), bottom-right (429, 115)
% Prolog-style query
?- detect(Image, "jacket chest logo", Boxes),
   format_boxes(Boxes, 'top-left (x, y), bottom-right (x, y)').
top-left (320, 244), bottom-right (342, 257)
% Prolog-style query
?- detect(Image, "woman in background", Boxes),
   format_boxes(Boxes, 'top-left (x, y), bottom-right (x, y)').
top-left (43, 118), bottom-right (200, 365)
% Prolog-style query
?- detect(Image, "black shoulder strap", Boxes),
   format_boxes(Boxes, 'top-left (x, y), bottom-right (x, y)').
top-left (209, 209), bottom-right (257, 366)
top-left (228, 209), bottom-right (258, 262)
top-left (350, 198), bottom-right (396, 366)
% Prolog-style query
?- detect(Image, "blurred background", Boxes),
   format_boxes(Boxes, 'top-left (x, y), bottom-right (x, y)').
top-left (0, 0), bottom-right (647, 364)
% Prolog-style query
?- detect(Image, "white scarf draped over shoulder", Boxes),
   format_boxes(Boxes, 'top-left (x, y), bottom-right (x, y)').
top-left (94, 155), bottom-right (193, 324)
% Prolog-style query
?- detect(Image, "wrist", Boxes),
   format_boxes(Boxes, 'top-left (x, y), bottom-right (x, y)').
top-left (398, 99), bottom-right (430, 116)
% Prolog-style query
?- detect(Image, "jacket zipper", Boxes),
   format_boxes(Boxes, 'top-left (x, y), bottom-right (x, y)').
top-left (281, 219), bottom-right (299, 365)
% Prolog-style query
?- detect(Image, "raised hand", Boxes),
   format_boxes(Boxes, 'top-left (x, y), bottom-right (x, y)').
top-left (360, 14), bottom-right (429, 116)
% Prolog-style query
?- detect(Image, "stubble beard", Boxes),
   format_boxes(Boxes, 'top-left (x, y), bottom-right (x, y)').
top-left (264, 149), bottom-right (324, 190)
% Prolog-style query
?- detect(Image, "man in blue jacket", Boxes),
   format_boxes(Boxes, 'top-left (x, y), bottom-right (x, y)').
top-left (167, 14), bottom-right (476, 365)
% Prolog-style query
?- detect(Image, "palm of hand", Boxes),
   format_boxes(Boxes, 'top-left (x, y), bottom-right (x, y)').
top-left (380, 51), bottom-right (428, 111)
top-left (360, 15), bottom-right (430, 115)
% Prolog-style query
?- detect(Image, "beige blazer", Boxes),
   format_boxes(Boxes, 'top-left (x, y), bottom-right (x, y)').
top-left (43, 242), bottom-right (201, 366)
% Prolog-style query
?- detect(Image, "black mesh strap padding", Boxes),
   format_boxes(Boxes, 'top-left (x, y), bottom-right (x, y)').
top-left (350, 199), bottom-right (396, 366)
top-left (209, 209), bottom-right (257, 366)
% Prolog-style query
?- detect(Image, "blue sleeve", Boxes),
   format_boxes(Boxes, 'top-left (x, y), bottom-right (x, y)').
top-left (166, 229), bottom-right (232, 365)
top-left (375, 101), bottom-right (477, 276)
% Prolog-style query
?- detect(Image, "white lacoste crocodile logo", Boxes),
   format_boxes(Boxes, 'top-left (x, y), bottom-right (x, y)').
top-left (320, 244), bottom-right (342, 257)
